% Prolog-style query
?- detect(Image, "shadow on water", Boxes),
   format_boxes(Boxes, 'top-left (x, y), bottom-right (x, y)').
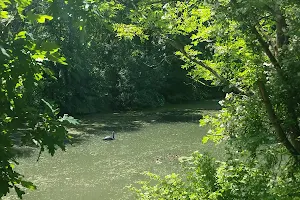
top-left (68, 100), bottom-right (221, 145)
top-left (14, 100), bottom-right (221, 157)
top-left (12, 146), bottom-right (36, 158)
top-left (157, 110), bottom-right (203, 123)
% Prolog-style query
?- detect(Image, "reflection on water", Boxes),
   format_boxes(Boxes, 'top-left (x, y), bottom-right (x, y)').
top-left (5, 102), bottom-right (223, 200)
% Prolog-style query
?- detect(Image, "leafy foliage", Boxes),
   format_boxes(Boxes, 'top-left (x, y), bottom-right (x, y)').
top-left (35, 0), bottom-right (217, 114)
top-left (116, 0), bottom-right (300, 199)
top-left (131, 152), bottom-right (300, 200)
top-left (115, 0), bottom-right (300, 161)
top-left (0, 0), bottom-right (78, 198)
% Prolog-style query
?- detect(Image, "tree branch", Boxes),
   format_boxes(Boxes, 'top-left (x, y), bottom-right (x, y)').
top-left (168, 39), bottom-right (247, 95)
top-left (274, 4), bottom-right (288, 49)
top-left (250, 27), bottom-right (283, 73)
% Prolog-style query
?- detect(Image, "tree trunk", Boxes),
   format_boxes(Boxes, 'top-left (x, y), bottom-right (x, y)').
top-left (273, 7), bottom-right (300, 151)
top-left (251, 9), bottom-right (300, 155)
top-left (257, 80), bottom-right (300, 157)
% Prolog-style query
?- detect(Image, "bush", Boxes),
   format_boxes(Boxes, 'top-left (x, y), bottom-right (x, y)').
top-left (130, 152), bottom-right (300, 200)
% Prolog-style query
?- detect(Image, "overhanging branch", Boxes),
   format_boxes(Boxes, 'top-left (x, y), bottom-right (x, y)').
top-left (250, 27), bottom-right (283, 74)
top-left (168, 39), bottom-right (247, 95)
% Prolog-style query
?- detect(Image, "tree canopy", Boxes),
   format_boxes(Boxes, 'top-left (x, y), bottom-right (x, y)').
top-left (116, 0), bottom-right (300, 159)
top-left (0, 0), bottom-right (78, 197)
top-left (114, 0), bottom-right (300, 199)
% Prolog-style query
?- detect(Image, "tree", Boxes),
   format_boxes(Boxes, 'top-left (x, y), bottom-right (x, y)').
top-left (115, 0), bottom-right (300, 161)
top-left (0, 0), bottom-right (77, 198)
top-left (114, 0), bottom-right (300, 198)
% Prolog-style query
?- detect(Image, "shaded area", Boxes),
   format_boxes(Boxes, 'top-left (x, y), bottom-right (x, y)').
top-left (157, 110), bottom-right (203, 123)
top-left (69, 100), bottom-right (221, 144)
top-left (12, 146), bottom-right (36, 158)
top-left (15, 101), bottom-right (221, 157)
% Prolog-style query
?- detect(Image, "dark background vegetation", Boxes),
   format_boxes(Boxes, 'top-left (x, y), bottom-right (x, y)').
top-left (28, 0), bottom-right (223, 115)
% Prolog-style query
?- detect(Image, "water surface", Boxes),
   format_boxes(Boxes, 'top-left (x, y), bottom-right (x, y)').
top-left (5, 101), bottom-right (223, 200)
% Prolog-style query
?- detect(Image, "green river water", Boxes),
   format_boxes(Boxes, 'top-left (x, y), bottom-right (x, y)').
top-left (4, 101), bottom-right (223, 200)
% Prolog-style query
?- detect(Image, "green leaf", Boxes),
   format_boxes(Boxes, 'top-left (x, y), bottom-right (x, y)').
top-left (20, 181), bottom-right (37, 190)
top-left (14, 186), bottom-right (25, 199)
top-left (0, 0), bottom-right (11, 9)
top-left (26, 10), bottom-right (37, 22)
top-left (202, 136), bottom-right (209, 144)
top-left (59, 114), bottom-right (80, 125)
top-left (46, 53), bottom-right (68, 65)
top-left (37, 15), bottom-right (53, 23)
top-left (15, 31), bottom-right (27, 40)
top-left (0, 10), bottom-right (9, 18)
top-left (42, 67), bottom-right (57, 79)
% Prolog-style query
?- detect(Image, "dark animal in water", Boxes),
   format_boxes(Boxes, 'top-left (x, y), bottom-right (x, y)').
top-left (103, 131), bottom-right (115, 141)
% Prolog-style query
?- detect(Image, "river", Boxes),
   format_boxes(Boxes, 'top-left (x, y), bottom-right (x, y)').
top-left (5, 101), bottom-right (223, 200)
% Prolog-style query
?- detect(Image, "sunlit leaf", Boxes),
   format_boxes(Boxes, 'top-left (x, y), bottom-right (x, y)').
top-left (20, 181), bottom-right (37, 190)
top-left (15, 31), bottom-right (27, 40)
top-left (37, 15), bottom-right (53, 23)
top-left (0, 11), bottom-right (9, 18)
top-left (32, 54), bottom-right (46, 62)
top-left (0, 0), bottom-right (11, 9)
top-left (34, 73), bottom-right (43, 81)
top-left (202, 136), bottom-right (209, 144)
top-left (15, 0), bottom-right (32, 16)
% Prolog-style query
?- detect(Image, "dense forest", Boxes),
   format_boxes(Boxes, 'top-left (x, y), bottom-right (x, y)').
top-left (1, 0), bottom-right (300, 199)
